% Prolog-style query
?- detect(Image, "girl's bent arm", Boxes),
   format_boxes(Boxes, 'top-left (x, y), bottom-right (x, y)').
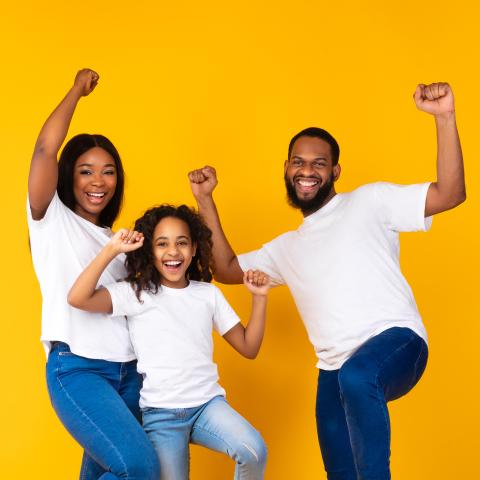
top-left (67, 244), bottom-right (116, 314)
top-left (223, 270), bottom-right (270, 359)
top-left (68, 229), bottom-right (143, 314)
top-left (28, 69), bottom-right (99, 220)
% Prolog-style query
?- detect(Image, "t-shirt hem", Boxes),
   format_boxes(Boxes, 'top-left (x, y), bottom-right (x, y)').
top-left (41, 338), bottom-right (136, 363)
top-left (140, 393), bottom-right (226, 410)
top-left (314, 320), bottom-right (428, 371)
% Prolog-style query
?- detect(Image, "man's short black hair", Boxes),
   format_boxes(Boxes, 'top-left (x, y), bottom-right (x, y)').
top-left (288, 127), bottom-right (340, 165)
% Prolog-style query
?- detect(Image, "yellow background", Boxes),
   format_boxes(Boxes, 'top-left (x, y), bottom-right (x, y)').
top-left (1, 1), bottom-right (478, 478)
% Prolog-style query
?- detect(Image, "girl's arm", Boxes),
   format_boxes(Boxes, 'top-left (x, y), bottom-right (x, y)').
top-left (28, 69), bottom-right (99, 220)
top-left (223, 270), bottom-right (271, 359)
top-left (67, 229), bottom-right (143, 314)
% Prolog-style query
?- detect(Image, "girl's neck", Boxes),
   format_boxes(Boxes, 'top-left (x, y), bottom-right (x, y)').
top-left (160, 278), bottom-right (189, 289)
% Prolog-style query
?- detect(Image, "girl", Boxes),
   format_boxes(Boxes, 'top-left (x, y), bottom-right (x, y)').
top-left (68, 204), bottom-right (270, 480)
top-left (27, 69), bottom-right (159, 479)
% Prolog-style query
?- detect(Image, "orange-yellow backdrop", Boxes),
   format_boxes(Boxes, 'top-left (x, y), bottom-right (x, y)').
top-left (1, 1), bottom-right (478, 478)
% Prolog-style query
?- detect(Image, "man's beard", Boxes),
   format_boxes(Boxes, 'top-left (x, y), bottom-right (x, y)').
top-left (284, 172), bottom-right (335, 214)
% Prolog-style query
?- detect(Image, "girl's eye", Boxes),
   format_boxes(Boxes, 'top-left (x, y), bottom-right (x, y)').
top-left (79, 170), bottom-right (92, 175)
top-left (104, 170), bottom-right (116, 175)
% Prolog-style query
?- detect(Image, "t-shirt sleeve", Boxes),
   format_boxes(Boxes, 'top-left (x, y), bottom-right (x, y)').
top-left (212, 285), bottom-right (241, 336)
top-left (26, 191), bottom-right (63, 230)
top-left (373, 182), bottom-right (432, 232)
top-left (237, 246), bottom-right (285, 286)
top-left (104, 281), bottom-right (146, 317)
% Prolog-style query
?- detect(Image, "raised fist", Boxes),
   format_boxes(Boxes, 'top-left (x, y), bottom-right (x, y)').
top-left (109, 229), bottom-right (144, 254)
top-left (188, 165), bottom-right (218, 199)
top-left (73, 68), bottom-right (100, 97)
top-left (243, 269), bottom-right (271, 296)
top-left (414, 82), bottom-right (454, 117)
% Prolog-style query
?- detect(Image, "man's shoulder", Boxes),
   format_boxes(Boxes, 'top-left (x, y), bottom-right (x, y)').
top-left (265, 229), bottom-right (297, 247)
top-left (341, 183), bottom-right (382, 206)
top-left (348, 182), bottom-right (380, 196)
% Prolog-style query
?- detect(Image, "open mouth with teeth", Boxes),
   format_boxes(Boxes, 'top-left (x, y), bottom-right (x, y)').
top-left (295, 177), bottom-right (321, 194)
top-left (86, 192), bottom-right (107, 204)
top-left (163, 260), bottom-right (184, 272)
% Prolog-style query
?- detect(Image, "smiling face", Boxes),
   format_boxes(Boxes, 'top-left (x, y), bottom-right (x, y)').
top-left (284, 136), bottom-right (341, 216)
top-left (73, 147), bottom-right (117, 224)
top-left (152, 216), bottom-right (197, 289)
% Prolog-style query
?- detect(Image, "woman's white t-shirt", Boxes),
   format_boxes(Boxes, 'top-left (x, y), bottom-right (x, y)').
top-left (105, 280), bottom-right (240, 409)
top-left (238, 182), bottom-right (431, 370)
top-left (27, 192), bottom-right (135, 361)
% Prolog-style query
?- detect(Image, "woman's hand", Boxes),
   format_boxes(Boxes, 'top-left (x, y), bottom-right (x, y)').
top-left (72, 68), bottom-right (100, 97)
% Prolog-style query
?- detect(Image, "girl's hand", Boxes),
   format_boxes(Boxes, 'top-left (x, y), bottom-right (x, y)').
top-left (73, 68), bottom-right (99, 97)
top-left (243, 269), bottom-right (271, 296)
top-left (109, 229), bottom-right (144, 254)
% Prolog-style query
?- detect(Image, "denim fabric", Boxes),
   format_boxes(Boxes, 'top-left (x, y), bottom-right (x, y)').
top-left (46, 342), bottom-right (160, 480)
top-left (316, 327), bottom-right (428, 480)
top-left (142, 395), bottom-right (267, 480)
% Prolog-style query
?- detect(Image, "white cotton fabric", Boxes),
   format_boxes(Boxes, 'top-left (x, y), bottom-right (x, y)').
top-left (27, 192), bottom-right (135, 361)
top-left (238, 182), bottom-right (432, 370)
top-left (105, 280), bottom-right (240, 408)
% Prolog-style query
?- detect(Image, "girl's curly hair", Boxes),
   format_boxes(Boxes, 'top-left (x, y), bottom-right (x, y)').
top-left (125, 204), bottom-right (213, 300)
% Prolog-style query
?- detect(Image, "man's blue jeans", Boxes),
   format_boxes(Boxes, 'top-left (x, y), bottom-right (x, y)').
top-left (46, 342), bottom-right (160, 480)
top-left (142, 395), bottom-right (267, 480)
top-left (316, 327), bottom-right (428, 480)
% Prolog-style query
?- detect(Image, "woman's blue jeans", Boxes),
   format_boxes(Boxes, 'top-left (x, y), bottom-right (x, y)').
top-left (46, 342), bottom-right (160, 480)
top-left (316, 327), bottom-right (428, 480)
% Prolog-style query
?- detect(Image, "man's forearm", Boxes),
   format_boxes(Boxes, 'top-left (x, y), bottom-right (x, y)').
top-left (196, 195), bottom-right (243, 284)
top-left (435, 113), bottom-right (466, 205)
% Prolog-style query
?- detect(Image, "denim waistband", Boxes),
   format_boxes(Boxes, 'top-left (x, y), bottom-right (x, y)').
top-left (50, 341), bottom-right (70, 353)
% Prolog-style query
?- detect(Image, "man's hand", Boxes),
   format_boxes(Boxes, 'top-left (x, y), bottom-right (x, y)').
top-left (188, 165), bottom-right (218, 199)
top-left (414, 82), bottom-right (454, 118)
top-left (73, 68), bottom-right (100, 97)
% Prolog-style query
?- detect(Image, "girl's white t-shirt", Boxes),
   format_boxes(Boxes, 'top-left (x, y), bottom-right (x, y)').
top-left (238, 182), bottom-right (432, 370)
top-left (27, 192), bottom-right (135, 361)
top-left (105, 280), bottom-right (240, 408)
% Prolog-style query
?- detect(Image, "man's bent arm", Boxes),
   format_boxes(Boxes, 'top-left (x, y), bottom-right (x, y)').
top-left (189, 166), bottom-right (244, 284)
top-left (414, 83), bottom-right (466, 216)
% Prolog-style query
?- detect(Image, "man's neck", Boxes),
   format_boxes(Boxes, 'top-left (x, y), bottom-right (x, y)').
top-left (302, 189), bottom-right (337, 218)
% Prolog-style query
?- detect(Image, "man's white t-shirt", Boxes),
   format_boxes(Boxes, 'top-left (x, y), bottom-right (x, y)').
top-left (238, 182), bottom-right (431, 370)
top-left (27, 192), bottom-right (135, 361)
top-left (105, 280), bottom-right (240, 408)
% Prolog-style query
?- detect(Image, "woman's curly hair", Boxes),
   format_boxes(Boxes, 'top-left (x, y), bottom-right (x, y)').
top-left (125, 204), bottom-right (214, 300)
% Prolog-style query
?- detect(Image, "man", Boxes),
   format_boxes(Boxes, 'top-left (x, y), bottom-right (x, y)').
top-left (188, 83), bottom-right (465, 480)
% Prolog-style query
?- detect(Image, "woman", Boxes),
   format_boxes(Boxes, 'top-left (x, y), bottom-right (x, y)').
top-left (27, 69), bottom-right (160, 479)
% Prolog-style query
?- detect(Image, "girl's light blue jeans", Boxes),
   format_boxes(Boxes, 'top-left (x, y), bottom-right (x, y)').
top-left (46, 342), bottom-right (160, 480)
top-left (142, 395), bottom-right (267, 480)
